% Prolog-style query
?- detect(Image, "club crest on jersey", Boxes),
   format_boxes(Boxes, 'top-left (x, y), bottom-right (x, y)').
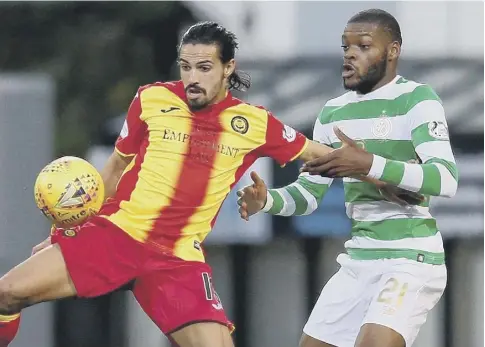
top-left (283, 124), bottom-right (297, 143)
top-left (372, 112), bottom-right (392, 139)
top-left (428, 121), bottom-right (449, 140)
top-left (63, 228), bottom-right (77, 237)
top-left (231, 116), bottom-right (249, 134)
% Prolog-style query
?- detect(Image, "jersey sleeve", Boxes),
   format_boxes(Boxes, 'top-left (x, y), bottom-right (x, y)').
top-left (257, 111), bottom-right (308, 167)
top-left (114, 88), bottom-right (146, 157)
top-left (366, 86), bottom-right (458, 198)
top-left (263, 109), bottom-right (334, 216)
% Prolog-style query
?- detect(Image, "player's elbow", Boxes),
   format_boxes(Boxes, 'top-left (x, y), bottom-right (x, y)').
top-left (304, 197), bottom-right (320, 215)
top-left (440, 177), bottom-right (458, 198)
top-left (293, 195), bottom-right (319, 216)
top-left (432, 163), bottom-right (458, 198)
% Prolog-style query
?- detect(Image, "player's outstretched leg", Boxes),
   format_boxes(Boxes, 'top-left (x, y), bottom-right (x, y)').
top-left (0, 244), bottom-right (76, 315)
top-left (132, 258), bottom-right (235, 347)
top-left (0, 244), bottom-right (77, 346)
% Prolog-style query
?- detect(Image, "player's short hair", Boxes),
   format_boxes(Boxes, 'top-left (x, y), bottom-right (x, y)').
top-left (348, 9), bottom-right (402, 46)
top-left (179, 21), bottom-right (251, 92)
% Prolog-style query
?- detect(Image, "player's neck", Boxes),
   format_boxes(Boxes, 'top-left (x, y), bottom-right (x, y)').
top-left (209, 89), bottom-right (230, 106)
top-left (211, 89), bottom-right (229, 105)
top-left (369, 72), bottom-right (397, 93)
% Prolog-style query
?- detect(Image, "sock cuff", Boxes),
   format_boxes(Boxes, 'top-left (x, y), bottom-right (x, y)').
top-left (0, 313), bottom-right (20, 323)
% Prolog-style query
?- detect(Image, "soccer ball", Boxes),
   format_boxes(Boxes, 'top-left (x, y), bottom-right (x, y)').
top-left (34, 156), bottom-right (105, 227)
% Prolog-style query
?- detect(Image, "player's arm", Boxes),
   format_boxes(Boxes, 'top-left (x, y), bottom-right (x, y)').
top-left (296, 139), bottom-right (333, 161)
top-left (103, 87), bottom-right (147, 200)
top-left (248, 112), bottom-right (387, 218)
top-left (365, 96), bottom-right (458, 198)
top-left (262, 172), bottom-right (332, 216)
top-left (262, 139), bottom-right (334, 216)
top-left (100, 151), bottom-right (132, 200)
top-left (237, 113), bottom-right (334, 218)
top-left (302, 88), bottom-right (458, 198)
top-left (262, 116), bottom-right (335, 216)
top-left (261, 138), bottom-right (387, 216)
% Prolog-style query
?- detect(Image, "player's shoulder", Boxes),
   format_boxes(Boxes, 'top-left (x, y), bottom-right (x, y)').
top-left (222, 99), bottom-right (282, 137)
top-left (392, 76), bottom-right (442, 103)
top-left (136, 80), bottom-right (185, 98)
top-left (316, 91), bottom-right (354, 125)
top-left (226, 98), bottom-right (272, 118)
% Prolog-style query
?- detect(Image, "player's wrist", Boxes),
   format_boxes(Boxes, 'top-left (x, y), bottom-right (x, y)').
top-left (366, 155), bottom-right (387, 180)
top-left (260, 190), bottom-right (273, 213)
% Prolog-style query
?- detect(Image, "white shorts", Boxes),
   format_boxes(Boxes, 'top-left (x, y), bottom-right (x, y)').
top-left (303, 253), bottom-right (447, 347)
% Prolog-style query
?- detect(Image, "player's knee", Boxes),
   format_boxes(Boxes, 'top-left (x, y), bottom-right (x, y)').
top-left (0, 279), bottom-right (27, 315)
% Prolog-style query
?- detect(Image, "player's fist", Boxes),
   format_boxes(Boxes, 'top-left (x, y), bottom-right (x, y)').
top-left (236, 171), bottom-right (268, 221)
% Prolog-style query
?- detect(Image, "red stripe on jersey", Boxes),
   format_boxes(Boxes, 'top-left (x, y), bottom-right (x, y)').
top-left (209, 149), bottom-right (259, 229)
top-left (100, 136), bottom-right (149, 216)
top-left (148, 114), bottom-right (224, 251)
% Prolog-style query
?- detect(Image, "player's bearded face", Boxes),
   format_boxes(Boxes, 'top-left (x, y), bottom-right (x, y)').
top-left (179, 44), bottom-right (229, 111)
top-left (341, 23), bottom-right (389, 94)
top-left (345, 51), bottom-right (388, 94)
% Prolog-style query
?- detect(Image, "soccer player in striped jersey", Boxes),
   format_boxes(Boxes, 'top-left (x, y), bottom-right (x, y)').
top-left (0, 20), bottom-right (408, 347)
top-left (237, 9), bottom-right (457, 347)
top-left (0, 21), bottom-right (339, 347)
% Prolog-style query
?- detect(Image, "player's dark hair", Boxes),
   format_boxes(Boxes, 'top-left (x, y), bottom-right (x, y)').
top-left (178, 21), bottom-right (251, 92)
top-left (348, 9), bottom-right (402, 46)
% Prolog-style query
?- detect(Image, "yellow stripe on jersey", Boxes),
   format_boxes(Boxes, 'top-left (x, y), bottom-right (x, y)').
top-left (107, 86), bottom-right (191, 243)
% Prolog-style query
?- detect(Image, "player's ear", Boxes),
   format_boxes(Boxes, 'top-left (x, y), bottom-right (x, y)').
top-left (224, 59), bottom-right (236, 78)
top-left (388, 42), bottom-right (400, 61)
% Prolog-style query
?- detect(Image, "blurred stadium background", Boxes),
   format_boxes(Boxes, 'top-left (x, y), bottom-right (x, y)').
top-left (0, 1), bottom-right (482, 347)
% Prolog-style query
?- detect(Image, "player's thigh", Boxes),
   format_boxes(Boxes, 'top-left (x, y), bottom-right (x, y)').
top-left (0, 244), bottom-right (75, 312)
top-left (355, 323), bottom-right (405, 347)
top-left (52, 216), bottom-right (143, 298)
top-left (359, 262), bottom-right (447, 347)
top-left (303, 255), bottom-right (369, 347)
top-left (132, 260), bottom-right (233, 337)
top-left (170, 322), bottom-right (234, 347)
top-left (299, 333), bottom-right (337, 347)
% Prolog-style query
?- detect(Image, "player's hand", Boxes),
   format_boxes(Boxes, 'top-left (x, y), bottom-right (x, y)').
top-left (300, 127), bottom-right (373, 177)
top-left (236, 171), bottom-right (268, 221)
top-left (378, 184), bottom-right (425, 206)
top-left (31, 236), bottom-right (52, 256)
top-left (300, 127), bottom-right (425, 205)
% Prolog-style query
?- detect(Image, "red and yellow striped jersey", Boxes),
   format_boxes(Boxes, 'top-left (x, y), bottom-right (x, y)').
top-left (100, 81), bottom-right (308, 262)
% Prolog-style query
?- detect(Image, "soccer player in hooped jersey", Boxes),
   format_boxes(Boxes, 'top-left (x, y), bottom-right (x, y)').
top-left (237, 9), bottom-right (458, 347)
top-left (0, 21), bottom-right (387, 346)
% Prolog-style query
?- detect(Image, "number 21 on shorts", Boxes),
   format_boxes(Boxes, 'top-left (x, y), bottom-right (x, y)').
top-left (376, 277), bottom-right (409, 309)
top-left (202, 272), bottom-right (224, 310)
